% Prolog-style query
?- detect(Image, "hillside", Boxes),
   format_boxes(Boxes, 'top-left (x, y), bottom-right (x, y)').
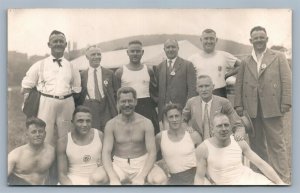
top-left (92, 34), bottom-right (252, 56)
top-left (8, 34), bottom-right (252, 87)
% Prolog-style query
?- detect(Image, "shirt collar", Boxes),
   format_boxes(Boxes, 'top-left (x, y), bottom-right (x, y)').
top-left (251, 48), bottom-right (267, 62)
top-left (89, 65), bottom-right (102, 72)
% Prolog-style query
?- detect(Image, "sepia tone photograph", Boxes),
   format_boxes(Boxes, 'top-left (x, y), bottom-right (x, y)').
top-left (7, 9), bottom-right (292, 186)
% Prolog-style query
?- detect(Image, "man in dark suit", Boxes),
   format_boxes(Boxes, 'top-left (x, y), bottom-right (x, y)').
top-left (182, 75), bottom-right (245, 142)
top-left (75, 45), bottom-right (118, 131)
top-left (234, 26), bottom-right (291, 183)
top-left (154, 39), bottom-right (197, 126)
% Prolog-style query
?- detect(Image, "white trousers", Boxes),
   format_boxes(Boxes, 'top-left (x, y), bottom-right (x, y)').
top-left (38, 95), bottom-right (74, 146)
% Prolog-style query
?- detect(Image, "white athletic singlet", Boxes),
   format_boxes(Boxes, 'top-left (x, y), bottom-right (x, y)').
top-left (161, 130), bottom-right (196, 173)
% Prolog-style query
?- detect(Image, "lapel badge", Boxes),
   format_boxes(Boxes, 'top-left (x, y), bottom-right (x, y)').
top-left (103, 80), bottom-right (108, 87)
top-left (170, 71), bottom-right (176, 76)
top-left (261, 63), bottom-right (267, 70)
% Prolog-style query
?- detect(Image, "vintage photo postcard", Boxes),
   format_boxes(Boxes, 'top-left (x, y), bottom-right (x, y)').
top-left (7, 9), bottom-right (292, 186)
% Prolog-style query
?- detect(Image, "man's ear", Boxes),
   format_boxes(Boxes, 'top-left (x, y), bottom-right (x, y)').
top-left (249, 38), bottom-right (253, 44)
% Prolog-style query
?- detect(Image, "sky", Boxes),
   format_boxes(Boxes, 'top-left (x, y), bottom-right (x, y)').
top-left (8, 9), bottom-right (292, 56)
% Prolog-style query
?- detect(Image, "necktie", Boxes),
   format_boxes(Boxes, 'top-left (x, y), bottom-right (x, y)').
top-left (53, 58), bottom-right (62, 67)
top-left (203, 103), bottom-right (211, 140)
top-left (94, 69), bottom-right (102, 101)
top-left (168, 60), bottom-right (173, 73)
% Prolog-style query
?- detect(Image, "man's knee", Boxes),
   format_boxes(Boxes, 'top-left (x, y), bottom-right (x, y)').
top-left (89, 169), bottom-right (109, 185)
top-left (147, 167), bottom-right (168, 185)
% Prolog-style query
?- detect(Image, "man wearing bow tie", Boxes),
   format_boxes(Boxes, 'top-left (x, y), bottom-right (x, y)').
top-left (21, 30), bottom-right (81, 147)
top-left (154, 39), bottom-right (197, 128)
top-left (234, 26), bottom-right (292, 183)
top-left (76, 45), bottom-right (118, 131)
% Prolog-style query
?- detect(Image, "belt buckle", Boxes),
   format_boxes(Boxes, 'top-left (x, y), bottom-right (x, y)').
top-left (58, 95), bottom-right (64, 100)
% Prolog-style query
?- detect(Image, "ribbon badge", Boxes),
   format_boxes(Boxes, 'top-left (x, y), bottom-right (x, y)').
top-left (104, 80), bottom-right (108, 87)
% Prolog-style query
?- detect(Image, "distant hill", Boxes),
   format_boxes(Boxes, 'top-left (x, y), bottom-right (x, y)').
top-left (8, 34), bottom-right (252, 87)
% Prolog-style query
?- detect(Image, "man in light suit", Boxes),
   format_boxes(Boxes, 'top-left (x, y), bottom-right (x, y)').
top-left (183, 75), bottom-right (245, 142)
top-left (154, 39), bottom-right (197, 126)
top-left (234, 26), bottom-right (291, 183)
top-left (75, 45), bottom-right (118, 131)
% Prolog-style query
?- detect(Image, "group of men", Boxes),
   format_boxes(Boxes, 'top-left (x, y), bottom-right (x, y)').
top-left (8, 25), bottom-right (291, 185)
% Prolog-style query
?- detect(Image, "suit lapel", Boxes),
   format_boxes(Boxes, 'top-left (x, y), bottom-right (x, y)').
top-left (246, 57), bottom-right (259, 79)
top-left (101, 67), bottom-right (108, 95)
top-left (172, 57), bottom-right (183, 74)
top-left (259, 49), bottom-right (276, 78)
top-left (195, 96), bottom-right (203, 131)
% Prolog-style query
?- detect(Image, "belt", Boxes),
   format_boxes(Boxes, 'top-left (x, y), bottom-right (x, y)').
top-left (40, 92), bottom-right (73, 100)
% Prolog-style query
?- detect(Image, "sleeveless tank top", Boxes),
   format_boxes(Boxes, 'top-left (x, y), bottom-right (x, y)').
top-left (66, 129), bottom-right (102, 176)
top-left (161, 130), bottom-right (196, 173)
top-left (204, 135), bottom-right (245, 184)
top-left (121, 65), bottom-right (150, 98)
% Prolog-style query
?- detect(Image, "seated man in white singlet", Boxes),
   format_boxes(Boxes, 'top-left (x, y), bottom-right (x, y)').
top-left (156, 103), bottom-right (202, 185)
top-left (57, 106), bottom-right (108, 185)
top-left (194, 112), bottom-right (286, 185)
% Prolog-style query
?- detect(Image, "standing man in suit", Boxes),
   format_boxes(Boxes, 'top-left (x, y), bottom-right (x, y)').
top-left (183, 75), bottom-right (245, 142)
top-left (21, 30), bottom-right (81, 146)
top-left (188, 29), bottom-right (241, 98)
top-left (76, 45), bottom-right (118, 131)
top-left (234, 26), bottom-right (291, 183)
top-left (154, 39), bottom-right (197, 127)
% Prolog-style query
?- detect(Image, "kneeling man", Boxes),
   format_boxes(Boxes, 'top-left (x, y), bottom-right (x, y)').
top-left (102, 87), bottom-right (168, 185)
top-left (57, 106), bottom-right (108, 185)
top-left (194, 113), bottom-right (285, 185)
top-left (8, 117), bottom-right (55, 185)
top-left (156, 103), bottom-right (202, 185)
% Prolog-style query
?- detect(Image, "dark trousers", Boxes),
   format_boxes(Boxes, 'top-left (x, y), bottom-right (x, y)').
top-left (135, 97), bottom-right (160, 135)
top-left (83, 98), bottom-right (112, 132)
top-left (213, 86), bottom-right (227, 98)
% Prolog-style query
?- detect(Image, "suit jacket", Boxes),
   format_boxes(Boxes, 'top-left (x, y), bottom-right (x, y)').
top-left (234, 49), bottom-right (292, 118)
top-left (154, 57), bottom-right (197, 121)
top-left (183, 95), bottom-right (242, 138)
top-left (75, 67), bottom-right (118, 116)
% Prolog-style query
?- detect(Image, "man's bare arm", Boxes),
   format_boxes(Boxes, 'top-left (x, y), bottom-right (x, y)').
top-left (8, 149), bottom-right (18, 176)
top-left (225, 59), bottom-right (241, 79)
top-left (102, 122), bottom-right (121, 185)
top-left (57, 136), bottom-right (72, 185)
top-left (132, 121), bottom-right (156, 185)
top-left (238, 141), bottom-right (284, 184)
top-left (194, 143), bottom-right (208, 185)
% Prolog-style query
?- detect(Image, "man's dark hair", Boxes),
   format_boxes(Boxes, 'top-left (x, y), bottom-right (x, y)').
top-left (202, 28), bottom-right (216, 35)
top-left (72, 105), bottom-right (92, 120)
top-left (117, 87), bottom-right (137, 101)
top-left (49, 30), bottom-right (66, 39)
top-left (26, 117), bottom-right (46, 129)
top-left (163, 103), bottom-right (183, 116)
top-left (128, 40), bottom-right (143, 47)
top-left (250, 26), bottom-right (267, 36)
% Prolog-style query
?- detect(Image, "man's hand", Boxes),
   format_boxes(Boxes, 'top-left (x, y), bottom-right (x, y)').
top-left (281, 104), bottom-right (291, 113)
top-left (131, 175), bottom-right (145, 185)
top-left (235, 106), bottom-right (244, 117)
top-left (234, 127), bottom-right (246, 141)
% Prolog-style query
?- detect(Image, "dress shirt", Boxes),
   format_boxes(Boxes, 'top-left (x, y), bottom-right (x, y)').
top-left (201, 99), bottom-right (212, 120)
top-left (251, 48), bottom-right (267, 73)
top-left (87, 66), bottom-right (105, 99)
top-left (167, 57), bottom-right (177, 69)
top-left (22, 55), bottom-right (81, 96)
